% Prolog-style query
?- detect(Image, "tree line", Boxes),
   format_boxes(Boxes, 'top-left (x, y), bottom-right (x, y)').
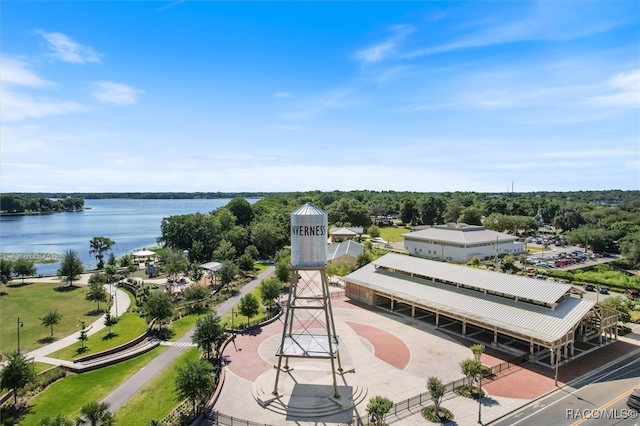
top-left (0, 195), bottom-right (84, 214)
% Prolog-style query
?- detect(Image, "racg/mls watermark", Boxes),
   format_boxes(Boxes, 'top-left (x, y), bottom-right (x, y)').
top-left (566, 408), bottom-right (638, 420)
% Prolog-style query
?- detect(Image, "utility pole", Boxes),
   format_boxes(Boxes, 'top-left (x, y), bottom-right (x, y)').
top-left (17, 317), bottom-right (24, 353)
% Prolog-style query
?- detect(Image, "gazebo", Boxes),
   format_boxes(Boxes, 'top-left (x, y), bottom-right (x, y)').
top-left (132, 249), bottom-right (157, 267)
top-left (201, 261), bottom-right (223, 285)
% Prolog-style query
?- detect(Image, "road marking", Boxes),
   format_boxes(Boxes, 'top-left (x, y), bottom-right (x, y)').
top-left (569, 384), bottom-right (638, 426)
top-left (508, 357), bottom-right (640, 425)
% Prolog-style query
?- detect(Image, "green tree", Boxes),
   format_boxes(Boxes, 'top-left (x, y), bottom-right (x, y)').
top-left (13, 257), bottom-right (37, 284)
top-left (86, 279), bottom-right (108, 311)
top-left (619, 231), bottom-right (640, 266)
top-left (355, 251), bottom-right (373, 269)
top-left (427, 376), bottom-right (446, 418)
top-left (191, 313), bottom-right (226, 360)
top-left (275, 261), bottom-right (291, 283)
top-left (459, 358), bottom-right (483, 389)
top-left (162, 249), bottom-right (190, 281)
top-left (184, 284), bottom-right (210, 310)
top-left (175, 359), bottom-right (215, 416)
top-left (238, 293), bottom-right (260, 328)
top-left (218, 261), bottom-right (238, 290)
top-left (0, 351), bottom-right (36, 404)
top-left (399, 198), bottom-right (418, 225)
top-left (250, 221), bottom-right (281, 259)
top-left (338, 261), bottom-right (351, 276)
top-left (213, 239), bottom-right (236, 262)
top-left (367, 225), bottom-right (381, 238)
top-left (226, 197), bottom-right (254, 226)
top-left (190, 264), bottom-right (205, 283)
top-left (57, 249), bottom-right (84, 286)
top-left (365, 395), bottom-right (393, 426)
top-left (38, 414), bottom-right (74, 426)
top-left (260, 277), bottom-right (282, 310)
top-left (237, 253), bottom-right (255, 276)
top-left (77, 401), bottom-right (114, 426)
top-left (326, 263), bottom-right (339, 284)
top-left (0, 258), bottom-right (13, 284)
top-left (145, 291), bottom-right (174, 328)
top-left (40, 309), bottom-right (63, 337)
top-left (600, 296), bottom-right (632, 324)
top-left (104, 311), bottom-right (118, 335)
top-left (77, 320), bottom-right (91, 351)
top-left (244, 245), bottom-right (260, 261)
top-left (89, 236), bottom-right (115, 270)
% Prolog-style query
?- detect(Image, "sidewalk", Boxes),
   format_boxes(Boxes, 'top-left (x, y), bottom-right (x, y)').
top-left (20, 273), bottom-right (132, 365)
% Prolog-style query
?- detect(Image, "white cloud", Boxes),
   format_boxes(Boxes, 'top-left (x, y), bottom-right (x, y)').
top-left (583, 69), bottom-right (640, 107)
top-left (1, 88), bottom-right (85, 121)
top-left (280, 89), bottom-right (356, 122)
top-left (403, 4), bottom-right (628, 59)
top-left (274, 91), bottom-right (293, 98)
top-left (37, 30), bottom-right (102, 64)
top-left (354, 24), bottom-right (414, 64)
top-left (1, 56), bottom-right (50, 87)
top-left (91, 81), bottom-right (143, 105)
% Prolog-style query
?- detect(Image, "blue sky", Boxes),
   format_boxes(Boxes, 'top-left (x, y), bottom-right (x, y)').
top-left (2, 1), bottom-right (639, 193)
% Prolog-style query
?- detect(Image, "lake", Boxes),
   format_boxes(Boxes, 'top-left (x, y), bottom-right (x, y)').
top-left (0, 198), bottom-right (257, 275)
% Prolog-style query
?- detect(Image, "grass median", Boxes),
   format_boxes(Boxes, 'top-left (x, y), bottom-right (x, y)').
top-left (47, 313), bottom-right (149, 361)
top-left (114, 347), bottom-right (200, 425)
top-left (19, 346), bottom-right (166, 425)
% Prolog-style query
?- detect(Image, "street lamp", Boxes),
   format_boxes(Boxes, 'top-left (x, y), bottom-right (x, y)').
top-left (478, 372), bottom-right (483, 424)
top-left (17, 317), bottom-right (24, 353)
top-left (112, 291), bottom-right (119, 317)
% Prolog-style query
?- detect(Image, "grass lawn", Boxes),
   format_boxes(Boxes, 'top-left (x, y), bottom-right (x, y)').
top-left (47, 313), bottom-right (148, 360)
top-left (20, 347), bottom-right (166, 426)
top-left (169, 314), bottom-right (199, 342)
top-left (219, 285), bottom-right (270, 330)
top-left (114, 347), bottom-right (200, 425)
top-left (0, 281), bottom-right (97, 356)
top-left (378, 226), bottom-right (411, 243)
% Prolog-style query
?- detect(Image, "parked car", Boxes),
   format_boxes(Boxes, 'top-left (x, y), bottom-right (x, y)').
top-left (625, 289), bottom-right (639, 299)
top-left (598, 286), bottom-right (609, 294)
top-left (627, 389), bottom-right (640, 411)
top-left (584, 283), bottom-right (595, 291)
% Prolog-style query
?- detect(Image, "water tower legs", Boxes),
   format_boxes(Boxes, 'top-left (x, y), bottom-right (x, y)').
top-left (272, 265), bottom-right (342, 398)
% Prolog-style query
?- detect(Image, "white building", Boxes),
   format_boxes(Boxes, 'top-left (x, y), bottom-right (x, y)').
top-left (403, 223), bottom-right (525, 263)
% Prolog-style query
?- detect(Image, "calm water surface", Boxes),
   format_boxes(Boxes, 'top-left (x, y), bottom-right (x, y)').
top-left (0, 198), bottom-right (254, 275)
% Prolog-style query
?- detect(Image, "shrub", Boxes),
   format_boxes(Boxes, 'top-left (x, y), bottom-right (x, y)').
top-left (422, 406), bottom-right (454, 423)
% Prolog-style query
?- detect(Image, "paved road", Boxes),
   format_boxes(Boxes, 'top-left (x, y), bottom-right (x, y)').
top-left (101, 266), bottom-right (275, 412)
top-left (491, 355), bottom-right (640, 426)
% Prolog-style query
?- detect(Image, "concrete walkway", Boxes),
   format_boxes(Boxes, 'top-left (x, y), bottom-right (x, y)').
top-left (18, 274), bottom-right (132, 364)
top-left (213, 290), bottom-right (640, 426)
top-left (101, 266), bottom-right (275, 412)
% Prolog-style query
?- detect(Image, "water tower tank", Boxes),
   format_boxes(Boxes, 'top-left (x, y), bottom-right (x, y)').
top-left (291, 202), bottom-right (328, 267)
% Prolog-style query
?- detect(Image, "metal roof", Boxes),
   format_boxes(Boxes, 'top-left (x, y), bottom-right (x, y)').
top-left (327, 240), bottom-right (365, 260)
top-left (291, 202), bottom-right (327, 216)
top-left (346, 260), bottom-right (595, 344)
top-left (373, 253), bottom-right (569, 306)
top-left (402, 226), bottom-right (518, 245)
top-left (329, 227), bottom-right (364, 235)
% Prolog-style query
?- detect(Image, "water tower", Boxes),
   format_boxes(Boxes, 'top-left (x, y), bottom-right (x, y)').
top-left (272, 202), bottom-right (343, 398)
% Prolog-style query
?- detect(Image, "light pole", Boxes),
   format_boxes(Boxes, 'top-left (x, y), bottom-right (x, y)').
top-left (478, 372), bottom-right (483, 424)
top-left (17, 317), bottom-right (24, 353)
top-left (112, 291), bottom-right (119, 317)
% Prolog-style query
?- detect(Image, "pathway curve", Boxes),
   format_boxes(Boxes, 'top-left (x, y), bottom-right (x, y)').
top-left (19, 274), bottom-right (132, 364)
top-left (101, 266), bottom-right (275, 412)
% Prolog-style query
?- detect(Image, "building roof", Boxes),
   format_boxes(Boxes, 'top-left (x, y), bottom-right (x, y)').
top-left (346, 254), bottom-right (595, 344)
top-left (327, 240), bottom-right (365, 260)
top-left (200, 261), bottom-right (222, 272)
top-left (330, 227), bottom-right (364, 236)
top-left (372, 253), bottom-right (569, 306)
top-left (402, 224), bottom-right (518, 245)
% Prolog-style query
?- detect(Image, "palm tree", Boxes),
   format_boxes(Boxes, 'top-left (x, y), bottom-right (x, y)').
top-left (77, 401), bottom-right (114, 426)
top-left (40, 309), bottom-right (63, 337)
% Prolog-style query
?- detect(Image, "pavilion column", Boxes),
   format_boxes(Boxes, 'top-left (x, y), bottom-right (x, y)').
top-left (550, 347), bottom-right (555, 366)
top-left (411, 305), bottom-right (415, 320)
top-left (435, 313), bottom-right (440, 327)
top-left (493, 330), bottom-right (498, 346)
top-left (462, 322), bottom-right (467, 336)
